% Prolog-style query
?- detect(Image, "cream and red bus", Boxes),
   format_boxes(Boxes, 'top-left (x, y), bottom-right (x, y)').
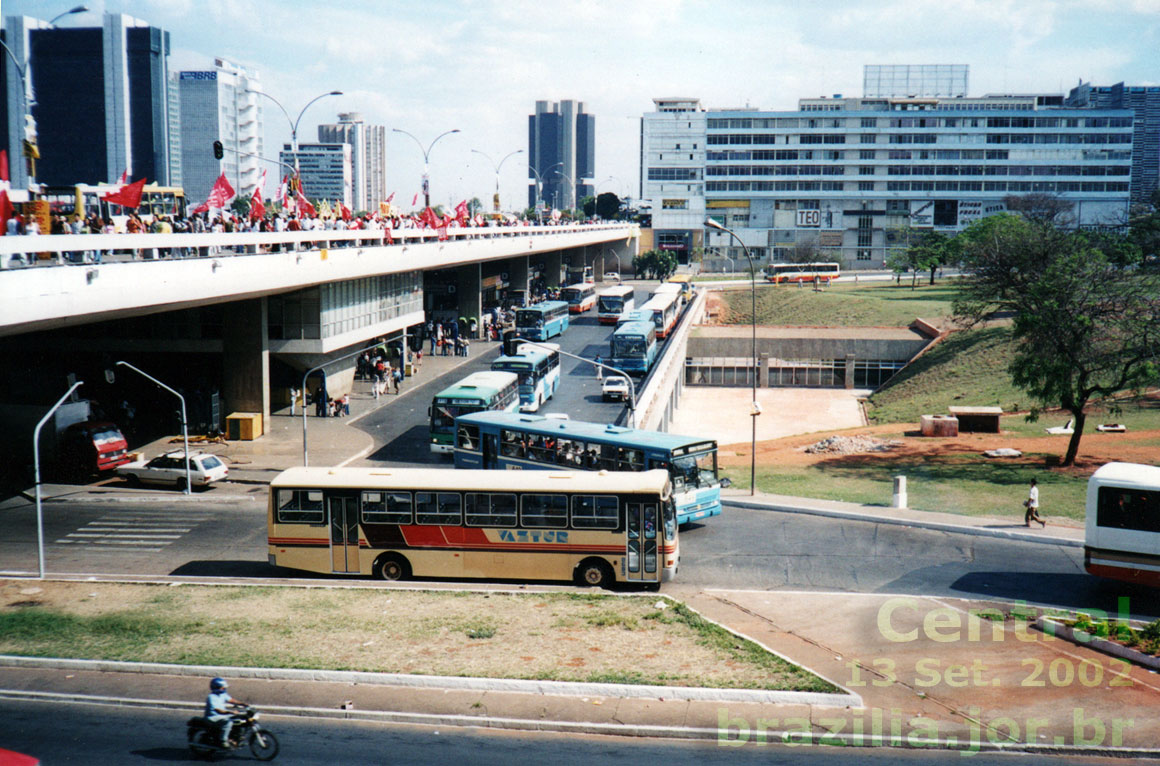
top-left (267, 466), bottom-right (677, 588)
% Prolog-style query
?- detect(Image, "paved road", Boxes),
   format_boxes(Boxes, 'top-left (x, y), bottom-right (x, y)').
top-left (0, 698), bottom-right (1124, 765)
top-left (5, 497), bottom-right (1157, 620)
top-left (351, 284), bottom-right (665, 467)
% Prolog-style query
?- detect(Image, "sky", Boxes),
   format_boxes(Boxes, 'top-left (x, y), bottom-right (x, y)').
top-left (7, 0), bottom-right (1160, 210)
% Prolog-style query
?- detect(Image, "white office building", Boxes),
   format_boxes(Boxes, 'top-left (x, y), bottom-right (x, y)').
top-left (318, 113), bottom-right (386, 213)
top-left (178, 58), bottom-right (263, 205)
top-left (281, 142), bottom-right (352, 208)
top-left (643, 79), bottom-right (1133, 269)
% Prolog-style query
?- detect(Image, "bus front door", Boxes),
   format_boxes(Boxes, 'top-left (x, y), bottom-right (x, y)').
top-left (625, 502), bottom-right (659, 582)
top-left (329, 496), bottom-right (361, 574)
top-left (483, 432), bottom-right (498, 468)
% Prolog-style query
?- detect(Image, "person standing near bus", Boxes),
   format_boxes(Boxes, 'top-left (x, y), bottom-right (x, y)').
top-left (595, 355), bottom-right (603, 380)
top-left (1024, 479), bottom-right (1046, 527)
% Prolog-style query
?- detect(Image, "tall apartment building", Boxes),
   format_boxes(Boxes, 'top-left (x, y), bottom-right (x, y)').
top-left (643, 73), bottom-right (1133, 268)
top-left (318, 112), bottom-right (386, 213)
top-left (528, 100), bottom-right (594, 210)
top-left (1, 12), bottom-right (174, 190)
top-left (178, 59), bottom-right (263, 205)
top-left (280, 142), bottom-right (352, 208)
top-left (1066, 80), bottom-right (1160, 205)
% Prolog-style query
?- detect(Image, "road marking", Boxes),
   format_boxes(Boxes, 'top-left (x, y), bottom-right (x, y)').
top-left (53, 511), bottom-right (213, 551)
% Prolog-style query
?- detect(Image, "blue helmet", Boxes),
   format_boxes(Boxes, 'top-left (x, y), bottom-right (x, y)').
top-left (210, 677), bottom-right (228, 692)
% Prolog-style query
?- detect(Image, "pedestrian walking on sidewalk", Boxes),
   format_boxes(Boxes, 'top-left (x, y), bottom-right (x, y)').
top-left (595, 355), bottom-right (603, 381)
top-left (1024, 478), bottom-right (1046, 527)
top-left (392, 367), bottom-right (402, 394)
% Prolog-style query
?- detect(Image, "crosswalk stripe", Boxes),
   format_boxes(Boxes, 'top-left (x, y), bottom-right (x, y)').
top-left (52, 511), bottom-right (213, 550)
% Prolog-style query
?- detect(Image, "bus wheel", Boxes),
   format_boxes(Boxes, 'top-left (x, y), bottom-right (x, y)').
top-left (575, 559), bottom-right (613, 589)
top-left (375, 554), bottom-right (410, 581)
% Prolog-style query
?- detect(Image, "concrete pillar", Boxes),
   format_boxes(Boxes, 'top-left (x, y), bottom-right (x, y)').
top-left (759, 353), bottom-right (769, 388)
top-left (508, 256), bottom-right (530, 299)
top-left (845, 353), bottom-right (855, 390)
top-left (456, 262), bottom-right (482, 338)
top-left (222, 298), bottom-right (270, 428)
top-left (542, 251), bottom-right (563, 288)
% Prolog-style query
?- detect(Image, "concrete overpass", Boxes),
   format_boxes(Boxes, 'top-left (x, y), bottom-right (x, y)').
top-left (0, 224), bottom-right (637, 435)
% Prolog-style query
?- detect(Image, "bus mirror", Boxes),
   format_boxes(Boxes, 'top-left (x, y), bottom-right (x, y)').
top-left (720, 477), bottom-right (732, 488)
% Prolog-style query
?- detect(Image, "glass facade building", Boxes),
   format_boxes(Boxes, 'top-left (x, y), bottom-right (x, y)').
top-left (528, 100), bottom-right (595, 210)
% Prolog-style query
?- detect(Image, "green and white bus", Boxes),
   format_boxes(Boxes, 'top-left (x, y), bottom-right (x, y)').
top-left (429, 371), bottom-right (519, 454)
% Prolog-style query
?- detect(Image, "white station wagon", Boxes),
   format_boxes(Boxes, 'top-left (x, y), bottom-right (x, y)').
top-left (117, 450), bottom-right (228, 490)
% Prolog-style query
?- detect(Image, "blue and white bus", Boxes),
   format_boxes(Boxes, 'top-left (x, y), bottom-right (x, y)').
top-left (491, 343), bottom-right (562, 412)
top-left (453, 412), bottom-right (726, 524)
top-left (616, 309), bottom-right (652, 328)
top-left (597, 285), bottom-right (635, 325)
top-left (515, 300), bottom-right (570, 341)
top-left (610, 321), bottom-right (657, 376)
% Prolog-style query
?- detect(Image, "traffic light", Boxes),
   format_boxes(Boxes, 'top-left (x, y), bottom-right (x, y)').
top-left (212, 140), bottom-right (224, 160)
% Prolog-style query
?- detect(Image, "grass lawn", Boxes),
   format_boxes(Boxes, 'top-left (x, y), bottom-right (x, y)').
top-left (0, 581), bottom-right (836, 693)
top-left (718, 280), bottom-right (960, 327)
top-left (721, 455), bottom-right (1088, 521)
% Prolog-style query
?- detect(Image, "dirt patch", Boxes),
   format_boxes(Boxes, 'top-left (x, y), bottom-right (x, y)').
top-left (0, 581), bottom-right (831, 691)
top-left (721, 423), bottom-right (1160, 478)
top-left (803, 435), bottom-right (903, 455)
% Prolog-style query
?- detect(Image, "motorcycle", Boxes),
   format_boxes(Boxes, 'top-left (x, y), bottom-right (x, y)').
top-left (187, 704), bottom-right (280, 761)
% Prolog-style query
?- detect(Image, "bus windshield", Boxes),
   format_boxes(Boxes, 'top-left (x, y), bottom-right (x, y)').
top-left (432, 401), bottom-right (480, 428)
top-left (670, 450), bottom-right (718, 490)
top-left (516, 310), bottom-right (543, 328)
top-left (612, 337), bottom-right (648, 356)
top-left (598, 296), bottom-right (626, 313)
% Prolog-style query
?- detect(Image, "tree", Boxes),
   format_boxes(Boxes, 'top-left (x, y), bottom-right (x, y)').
top-left (954, 213), bottom-right (1160, 466)
top-left (886, 230), bottom-right (960, 289)
top-left (580, 196), bottom-right (596, 218)
top-left (467, 197), bottom-right (483, 217)
top-left (632, 249), bottom-right (679, 280)
top-left (1128, 189), bottom-right (1160, 262)
top-left (595, 192), bottom-right (620, 220)
top-left (1002, 193), bottom-right (1075, 226)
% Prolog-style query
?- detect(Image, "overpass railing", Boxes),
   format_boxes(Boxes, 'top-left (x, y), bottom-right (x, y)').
top-left (0, 222), bottom-right (637, 268)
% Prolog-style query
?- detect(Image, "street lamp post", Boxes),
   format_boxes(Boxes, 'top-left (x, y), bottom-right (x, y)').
top-left (471, 148), bottom-right (524, 214)
top-left (392, 128), bottom-right (461, 209)
top-left (1, 5), bottom-right (88, 184)
top-left (115, 361), bottom-right (190, 495)
top-left (528, 162), bottom-right (563, 222)
top-left (705, 219), bottom-right (759, 496)
top-left (246, 89), bottom-right (343, 176)
top-left (554, 169), bottom-right (576, 213)
top-left (33, 380), bottom-right (84, 578)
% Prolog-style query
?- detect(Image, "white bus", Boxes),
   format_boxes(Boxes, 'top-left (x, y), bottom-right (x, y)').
top-left (596, 285), bottom-right (635, 324)
top-left (1084, 462), bottom-right (1160, 588)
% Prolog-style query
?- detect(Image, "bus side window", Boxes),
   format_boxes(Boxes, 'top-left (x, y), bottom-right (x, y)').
top-left (501, 429), bottom-right (523, 458)
top-left (457, 424), bottom-right (479, 451)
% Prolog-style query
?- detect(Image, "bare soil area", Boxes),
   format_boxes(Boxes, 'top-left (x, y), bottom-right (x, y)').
top-left (720, 423), bottom-right (1160, 479)
top-left (0, 581), bottom-right (830, 691)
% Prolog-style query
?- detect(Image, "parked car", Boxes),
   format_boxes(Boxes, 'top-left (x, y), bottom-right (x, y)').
top-left (116, 450), bottom-right (228, 490)
top-left (602, 376), bottom-right (631, 402)
top-left (604, 271), bottom-right (620, 283)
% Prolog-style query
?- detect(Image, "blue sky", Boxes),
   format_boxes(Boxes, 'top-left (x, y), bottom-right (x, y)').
top-left (7, 0), bottom-right (1160, 209)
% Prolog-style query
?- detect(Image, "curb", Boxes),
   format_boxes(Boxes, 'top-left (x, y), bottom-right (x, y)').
top-left (724, 498), bottom-right (1084, 548)
top-left (0, 655), bottom-right (859, 707)
top-left (1035, 617), bottom-right (1160, 672)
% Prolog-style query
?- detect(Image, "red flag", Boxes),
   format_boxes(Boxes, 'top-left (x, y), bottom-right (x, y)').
top-left (419, 207), bottom-right (438, 229)
top-left (454, 200), bottom-right (468, 224)
top-left (101, 177), bottom-right (147, 209)
top-left (296, 190), bottom-right (315, 218)
top-left (205, 173), bottom-right (235, 209)
top-left (385, 192), bottom-right (395, 205)
top-left (340, 202), bottom-right (352, 222)
top-left (119, 169), bottom-right (128, 185)
top-left (411, 192), bottom-right (419, 207)
top-left (250, 185), bottom-right (265, 221)
top-left (277, 176), bottom-right (289, 207)
top-left (0, 189), bottom-right (13, 233)
top-left (0, 149), bottom-right (9, 187)
top-left (191, 201), bottom-right (209, 215)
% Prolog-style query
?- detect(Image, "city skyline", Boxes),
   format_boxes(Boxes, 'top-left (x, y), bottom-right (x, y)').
top-left (4, 0), bottom-right (1159, 210)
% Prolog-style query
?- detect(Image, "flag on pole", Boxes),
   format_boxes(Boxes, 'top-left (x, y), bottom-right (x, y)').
top-left (411, 192), bottom-right (419, 207)
top-left (277, 175), bottom-right (289, 207)
top-left (205, 173), bottom-right (236, 209)
top-left (454, 200), bottom-right (469, 224)
top-left (101, 177), bottom-right (147, 209)
top-left (250, 184), bottom-right (265, 221)
top-left (340, 201), bottom-right (352, 222)
top-left (0, 189), bottom-right (13, 234)
top-left (385, 192), bottom-right (395, 205)
top-left (295, 189), bottom-right (315, 218)
top-left (0, 149), bottom-right (9, 192)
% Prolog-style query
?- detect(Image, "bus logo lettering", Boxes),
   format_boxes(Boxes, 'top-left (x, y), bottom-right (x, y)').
top-left (499, 530), bottom-right (568, 543)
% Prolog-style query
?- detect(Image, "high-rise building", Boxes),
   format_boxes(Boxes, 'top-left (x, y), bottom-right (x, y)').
top-left (528, 100), bottom-right (594, 210)
top-left (1067, 80), bottom-right (1160, 205)
top-left (1, 12), bottom-right (174, 190)
top-left (178, 59), bottom-right (263, 206)
top-left (642, 84), bottom-right (1132, 268)
top-left (318, 113), bottom-right (386, 213)
top-left (280, 142), bottom-right (352, 208)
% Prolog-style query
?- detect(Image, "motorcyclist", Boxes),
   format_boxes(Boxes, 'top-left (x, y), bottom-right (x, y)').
top-left (205, 677), bottom-right (243, 747)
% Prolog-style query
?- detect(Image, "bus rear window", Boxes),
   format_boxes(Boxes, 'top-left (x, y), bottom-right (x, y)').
top-left (1097, 487), bottom-right (1160, 533)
